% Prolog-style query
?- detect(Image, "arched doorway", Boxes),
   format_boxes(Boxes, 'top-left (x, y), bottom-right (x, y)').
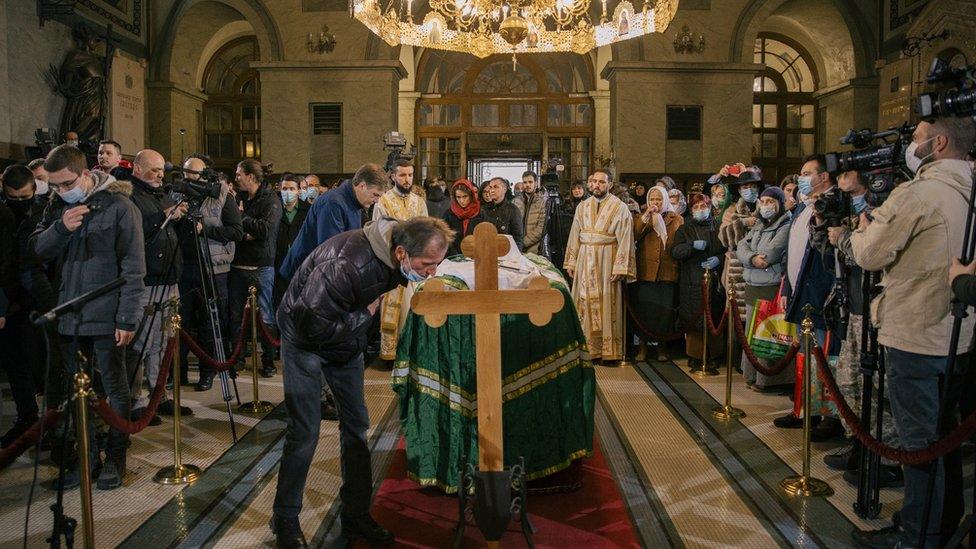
top-left (752, 34), bottom-right (818, 182)
top-left (202, 36), bottom-right (261, 170)
top-left (416, 51), bottom-right (594, 189)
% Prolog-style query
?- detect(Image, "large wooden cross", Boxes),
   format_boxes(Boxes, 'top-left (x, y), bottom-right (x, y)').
top-left (410, 223), bottom-right (564, 472)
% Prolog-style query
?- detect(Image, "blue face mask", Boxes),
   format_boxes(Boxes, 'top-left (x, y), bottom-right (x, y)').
top-left (740, 187), bottom-right (758, 203)
top-left (304, 187), bottom-right (319, 201)
top-left (400, 254), bottom-right (428, 283)
top-left (692, 209), bottom-right (710, 222)
top-left (281, 190), bottom-right (298, 204)
top-left (60, 185), bottom-right (87, 204)
top-left (852, 194), bottom-right (868, 214)
top-left (796, 175), bottom-right (814, 197)
top-left (759, 205), bottom-right (778, 220)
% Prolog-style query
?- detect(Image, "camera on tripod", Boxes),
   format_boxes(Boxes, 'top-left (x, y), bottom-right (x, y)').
top-left (918, 58), bottom-right (976, 120)
top-left (383, 130), bottom-right (416, 172)
top-left (541, 157), bottom-right (565, 197)
top-left (167, 165), bottom-right (222, 206)
top-left (824, 123), bottom-right (915, 207)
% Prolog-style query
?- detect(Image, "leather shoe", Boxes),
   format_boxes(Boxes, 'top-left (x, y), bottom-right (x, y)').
top-left (824, 443), bottom-right (858, 471)
top-left (341, 514), bottom-right (394, 546)
top-left (851, 525), bottom-right (908, 548)
top-left (270, 514), bottom-right (308, 548)
top-left (321, 396), bottom-right (338, 421)
top-left (810, 417), bottom-right (845, 442)
top-left (195, 374), bottom-right (214, 392)
top-left (158, 400), bottom-right (193, 417)
top-left (130, 407), bottom-right (162, 426)
top-left (843, 465), bottom-right (904, 489)
top-left (773, 413), bottom-right (822, 429)
top-left (260, 362), bottom-right (278, 378)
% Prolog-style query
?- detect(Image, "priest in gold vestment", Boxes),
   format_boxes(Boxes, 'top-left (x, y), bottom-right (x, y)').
top-left (564, 169), bottom-right (636, 363)
top-left (373, 160), bottom-right (428, 361)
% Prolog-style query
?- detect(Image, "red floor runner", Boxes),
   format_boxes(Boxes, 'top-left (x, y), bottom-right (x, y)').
top-left (370, 437), bottom-right (640, 547)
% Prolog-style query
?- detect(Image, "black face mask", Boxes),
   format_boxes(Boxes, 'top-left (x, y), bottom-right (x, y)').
top-left (6, 196), bottom-right (33, 219)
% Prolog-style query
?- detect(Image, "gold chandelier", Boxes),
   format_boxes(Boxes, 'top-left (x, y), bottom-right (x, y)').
top-left (349, 0), bottom-right (679, 58)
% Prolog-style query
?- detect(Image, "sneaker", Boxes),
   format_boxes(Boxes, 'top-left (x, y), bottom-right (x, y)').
top-left (341, 514), bottom-right (394, 546)
top-left (321, 396), bottom-right (338, 422)
top-left (843, 465), bottom-right (904, 489)
top-left (96, 459), bottom-right (123, 490)
top-left (130, 407), bottom-right (162, 426)
top-left (158, 400), bottom-right (193, 417)
top-left (851, 524), bottom-right (909, 548)
top-left (811, 417), bottom-right (845, 442)
top-left (824, 443), bottom-right (858, 471)
top-left (50, 457), bottom-right (102, 491)
top-left (270, 514), bottom-right (308, 548)
top-left (1, 417), bottom-right (38, 449)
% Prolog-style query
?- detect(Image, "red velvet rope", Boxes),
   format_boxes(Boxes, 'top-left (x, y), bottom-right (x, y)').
top-left (0, 410), bottom-right (63, 472)
top-left (811, 346), bottom-right (976, 465)
top-left (700, 280), bottom-right (729, 337)
top-left (624, 296), bottom-right (687, 342)
top-left (179, 308), bottom-right (249, 371)
top-left (92, 337), bottom-right (176, 435)
top-left (256, 317), bottom-right (280, 348)
top-left (730, 297), bottom-right (801, 376)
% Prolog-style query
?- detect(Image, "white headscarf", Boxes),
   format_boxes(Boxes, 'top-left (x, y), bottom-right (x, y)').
top-left (645, 186), bottom-right (674, 247)
top-left (669, 188), bottom-right (687, 215)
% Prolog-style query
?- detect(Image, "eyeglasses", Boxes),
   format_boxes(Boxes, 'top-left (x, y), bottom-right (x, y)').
top-left (48, 173), bottom-right (81, 192)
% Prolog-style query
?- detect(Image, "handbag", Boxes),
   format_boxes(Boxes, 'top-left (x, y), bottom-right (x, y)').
top-left (746, 281), bottom-right (797, 360)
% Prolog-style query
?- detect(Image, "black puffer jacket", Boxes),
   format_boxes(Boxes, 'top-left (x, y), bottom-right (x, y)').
top-left (276, 218), bottom-right (405, 361)
top-left (235, 185), bottom-right (282, 267)
top-left (481, 200), bottom-right (524, 251)
top-left (129, 176), bottom-right (181, 285)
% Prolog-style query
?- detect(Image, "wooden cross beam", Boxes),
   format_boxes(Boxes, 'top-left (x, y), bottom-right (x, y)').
top-left (410, 223), bottom-right (564, 472)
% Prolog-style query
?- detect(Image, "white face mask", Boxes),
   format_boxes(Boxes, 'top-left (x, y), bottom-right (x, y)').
top-left (905, 137), bottom-right (937, 175)
top-left (35, 178), bottom-right (49, 195)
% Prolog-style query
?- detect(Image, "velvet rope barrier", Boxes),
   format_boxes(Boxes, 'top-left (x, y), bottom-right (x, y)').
top-left (255, 316), bottom-right (280, 348)
top-left (0, 410), bottom-right (63, 472)
top-left (624, 296), bottom-right (687, 342)
top-left (700, 280), bottom-right (729, 337)
top-left (811, 346), bottom-right (976, 465)
top-left (92, 337), bottom-right (176, 435)
top-left (730, 297), bottom-right (800, 376)
top-left (179, 308), bottom-right (250, 371)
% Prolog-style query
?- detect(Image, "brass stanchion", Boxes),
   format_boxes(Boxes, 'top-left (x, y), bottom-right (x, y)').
top-left (693, 269), bottom-right (718, 377)
top-left (73, 371), bottom-right (95, 549)
top-left (780, 305), bottom-right (833, 497)
top-left (713, 285), bottom-right (745, 420)
top-left (240, 286), bottom-right (273, 413)
top-left (154, 313), bottom-right (202, 485)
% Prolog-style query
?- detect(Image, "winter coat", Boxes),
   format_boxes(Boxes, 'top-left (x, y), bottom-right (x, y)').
top-left (845, 158), bottom-right (976, 356)
top-left (671, 217), bottom-right (725, 329)
top-left (736, 212), bottom-right (791, 287)
top-left (482, 200), bottom-right (524, 251)
top-left (513, 192), bottom-right (548, 254)
top-left (719, 198), bottom-right (755, 319)
top-left (425, 186), bottom-right (451, 220)
top-left (1, 194), bottom-right (56, 313)
top-left (276, 218), bottom-right (405, 362)
top-left (234, 184), bottom-right (282, 267)
top-left (443, 209), bottom-right (487, 257)
top-left (31, 173), bottom-right (146, 336)
top-left (782, 201), bottom-right (835, 332)
top-left (279, 180), bottom-right (364, 279)
top-left (129, 176), bottom-right (181, 286)
top-left (274, 200), bottom-right (310, 308)
top-left (0, 203), bottom-right (13, 317)
top-left (633, 211), bottom-right (681, 282)
top-left (178, 183), bottom-right (243, 274)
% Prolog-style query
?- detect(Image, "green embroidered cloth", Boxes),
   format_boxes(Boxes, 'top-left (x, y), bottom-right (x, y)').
top-left (391, 255), bottom-right (595, 493)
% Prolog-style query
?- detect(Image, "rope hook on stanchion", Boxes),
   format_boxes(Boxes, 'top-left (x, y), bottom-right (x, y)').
top-left (240, 286), bottom-right (273, 414)
top-left (694, 269), bottom-right (718, 377)
top-left (154, 313), bottom-right (202, 485)
top-left (73, 372), bottom-right (96, 549)
top-left (780, 305), bottom-right (833, 497)
top-left (713, 284), bottom-right (745, 420)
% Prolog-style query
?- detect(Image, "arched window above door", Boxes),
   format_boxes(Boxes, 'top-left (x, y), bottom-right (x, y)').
top-left (203, 36), bottom-right (261, 169)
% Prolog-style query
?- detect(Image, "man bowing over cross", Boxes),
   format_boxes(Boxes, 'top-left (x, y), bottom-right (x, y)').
top-left (564, 168), bottom-right (636, 365)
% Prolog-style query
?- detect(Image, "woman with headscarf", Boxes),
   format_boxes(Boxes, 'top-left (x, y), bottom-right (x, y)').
top-left (443, 178), bottom-right (485, 257)
top-left (669, 188), bottom-right (689, 222)
top-left (709, 182), bottom-right (732, 220)
top-left (736, 186), bottom-right (793, 391)
top-left (631, 186), bottom-right (683, 361)
top-left (630, 182), bottom-right (647, 210)
top-left (671, 193), bottom-right (725, 370)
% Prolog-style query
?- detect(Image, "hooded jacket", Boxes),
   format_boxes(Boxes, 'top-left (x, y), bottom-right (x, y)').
top-left (846, 158), bottom-right (976, 356)
top-left (276, 217), bottom-right (405, 361)
top-left (31, 172), bottom-right (146, 336)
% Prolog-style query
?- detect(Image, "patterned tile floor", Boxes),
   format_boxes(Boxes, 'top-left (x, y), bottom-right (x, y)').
top-left (1, 353), bottom-right (971, 548)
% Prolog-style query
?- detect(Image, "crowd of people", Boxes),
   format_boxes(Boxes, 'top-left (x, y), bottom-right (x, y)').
top-left (2, 113), bottom-right (976, 548)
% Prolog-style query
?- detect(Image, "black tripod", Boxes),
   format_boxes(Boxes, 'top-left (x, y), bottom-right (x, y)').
top-left (854, 269), bottom-right (884, 519)
top-left (186, 208), bottom-right (240, 442)
top-left (541, 185), bottom-right (571, 271)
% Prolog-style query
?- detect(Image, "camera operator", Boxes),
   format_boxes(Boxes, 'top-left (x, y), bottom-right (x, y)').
top-left (514, 170), bottom-right (548, 254)
top-left (830, 117), bottom-right (976, 548)
top-left (176, 155), bottom-right (243, 391)
top-left (229, 159), bottom-right (282, 377)
top-left (31, 144), bottom-right (146, 489)
top-left (127, 149), bottom-right (188, 422)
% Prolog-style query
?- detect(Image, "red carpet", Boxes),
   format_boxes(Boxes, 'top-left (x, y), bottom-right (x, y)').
top-left (370, 438), bottom-right (640, 548)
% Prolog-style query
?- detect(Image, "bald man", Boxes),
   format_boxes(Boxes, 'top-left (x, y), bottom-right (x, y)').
top-left (127, 149), bottom-right (190, 422)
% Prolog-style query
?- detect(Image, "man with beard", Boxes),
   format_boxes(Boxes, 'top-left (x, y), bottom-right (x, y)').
top-left (563, 168), bottom-right (636, 364)
top-left (372, 159), bottom-right (428, 363)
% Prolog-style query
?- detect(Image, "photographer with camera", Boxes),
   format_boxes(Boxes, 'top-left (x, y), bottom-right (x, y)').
top-left (829, 117), bottom-right (976, 548)
top-left (514, 170), bottom-right (548, 254)
top-left (175, 154), bottom-right (243, 391)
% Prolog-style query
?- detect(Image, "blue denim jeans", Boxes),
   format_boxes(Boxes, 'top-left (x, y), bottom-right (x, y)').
top-left (273, 338), bottom-right (371, 519)
top-left (257, 266), bottom-right (276, 329)
top-left (886, 346), bottom-right (964, 547)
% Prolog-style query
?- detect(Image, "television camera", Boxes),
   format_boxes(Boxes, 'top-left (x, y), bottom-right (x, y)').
top-left (383, 130), bottom-right (416, 172)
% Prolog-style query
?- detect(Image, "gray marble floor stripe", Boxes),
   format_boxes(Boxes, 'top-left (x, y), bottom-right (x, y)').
top-left (594, 395), bottom-right (684, 548)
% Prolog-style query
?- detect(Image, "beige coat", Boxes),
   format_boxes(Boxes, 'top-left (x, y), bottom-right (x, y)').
top-left (847, 159), bottom-right (976, 356)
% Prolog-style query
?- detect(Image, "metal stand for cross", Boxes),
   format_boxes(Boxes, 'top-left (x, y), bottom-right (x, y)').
top-left (411, 223), bottom-right (565, 548)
